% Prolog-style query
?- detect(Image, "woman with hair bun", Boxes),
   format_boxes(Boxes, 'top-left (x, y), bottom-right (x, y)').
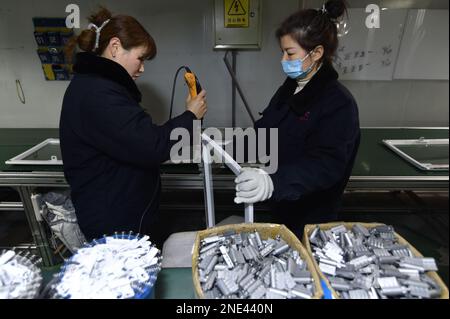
top-left (234, 0), bottom-right (361, 237)
top-left (60, 7), bottom-right (207, 242)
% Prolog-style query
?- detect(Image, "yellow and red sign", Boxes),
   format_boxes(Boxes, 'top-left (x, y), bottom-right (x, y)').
top-left (224, 0), bottom-right (249, 28)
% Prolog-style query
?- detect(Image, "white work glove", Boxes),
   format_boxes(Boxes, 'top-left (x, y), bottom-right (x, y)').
top-left (234, 168), bottom-right (274, 204)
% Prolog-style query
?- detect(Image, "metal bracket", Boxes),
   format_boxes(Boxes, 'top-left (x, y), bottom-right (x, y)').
top-left (201, 133), bottom-right (254, 228)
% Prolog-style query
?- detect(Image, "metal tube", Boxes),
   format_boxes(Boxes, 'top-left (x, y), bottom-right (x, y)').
top-left (0, 201), bottom-right (24, 211)
top-left (202, 141), bottom-right (216, 228)
top-left (223, 52), bottom-right (256, 124)
top-left (232, 50), bottom-right (237, 128)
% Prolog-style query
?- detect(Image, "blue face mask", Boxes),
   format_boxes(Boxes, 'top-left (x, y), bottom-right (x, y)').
top-left (281, 51), bottom-right (315, 80)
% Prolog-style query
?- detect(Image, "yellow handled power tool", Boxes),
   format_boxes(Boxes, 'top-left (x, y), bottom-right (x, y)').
top-left (183, 67), bottom-right (202, 98)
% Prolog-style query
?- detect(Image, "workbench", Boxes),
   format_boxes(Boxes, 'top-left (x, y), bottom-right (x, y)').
top-left (40, 266), bottom-right (334, 299)
top-left (40, 266), bottom-right (197, 299)
top-left (1, 128), bottom-right (448, 266)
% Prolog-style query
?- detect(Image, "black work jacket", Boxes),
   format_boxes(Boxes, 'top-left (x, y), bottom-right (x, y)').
top-left (60, 53), bottom-right (196, 239)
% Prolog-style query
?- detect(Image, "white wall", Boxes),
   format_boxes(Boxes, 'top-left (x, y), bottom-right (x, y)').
top-left (306, 0), bottom-right (450, 127)
top-left (343, 80), bottom-right (449, 127)
top-left (0, 0), bottom-right (448, 128)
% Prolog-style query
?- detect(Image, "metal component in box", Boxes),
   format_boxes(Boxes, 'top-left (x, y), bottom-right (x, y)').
top-left (193, 224), bottom-right (323, 299)
top-left (306, 223), bottom-right (449, 299)
top-left (5, 139), bottom-right (62, 165)
top-left (382, 138), bottom-right (449, 171)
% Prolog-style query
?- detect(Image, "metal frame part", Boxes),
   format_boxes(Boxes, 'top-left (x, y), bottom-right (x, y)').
top-left (5, 139), bottom-right (62, 166)
top-left (383, 138), bottom-right (449, 171)
top-left (201, 133), bottom-right (254, 228)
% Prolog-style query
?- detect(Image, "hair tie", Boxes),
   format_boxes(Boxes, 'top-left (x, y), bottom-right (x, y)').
top-left (87, 19), bottom-right (110, 51)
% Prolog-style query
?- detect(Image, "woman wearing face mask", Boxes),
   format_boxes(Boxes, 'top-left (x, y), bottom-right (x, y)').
top-left (60, 7), bottom-right (207, 242)
top-left (235, 0), bottom-right (360, 237)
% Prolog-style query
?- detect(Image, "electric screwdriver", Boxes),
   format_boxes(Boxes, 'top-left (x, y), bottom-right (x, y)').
top-left (169, 66), bottom-right (204, 121)
top-left (184, 67), bottom-right (202, 98)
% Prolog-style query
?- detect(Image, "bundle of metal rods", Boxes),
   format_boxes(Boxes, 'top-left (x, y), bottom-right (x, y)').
top-left (197, 230), bottom-right (315, 299)
top-left (309, 224), bottom-right (442, 299)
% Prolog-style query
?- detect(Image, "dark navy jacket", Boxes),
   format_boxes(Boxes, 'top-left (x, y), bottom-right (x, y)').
top-left (255, 62), bottom-right (360, 235)
top-left (59, 53), bottom-right (196, 239)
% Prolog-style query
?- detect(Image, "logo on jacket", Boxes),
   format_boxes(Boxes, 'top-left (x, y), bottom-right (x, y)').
top-left (298, 112), bottom-right (310, 122)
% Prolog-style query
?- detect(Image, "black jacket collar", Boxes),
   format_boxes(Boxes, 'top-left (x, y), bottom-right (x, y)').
top-left (277, 61), bottom-right (339, 115)
top-left (73, 52), bottom-right (142, 103)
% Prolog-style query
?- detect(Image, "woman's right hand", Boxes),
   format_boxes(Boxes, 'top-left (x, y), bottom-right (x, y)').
top-left (186, 90), bottom-right (207, 120)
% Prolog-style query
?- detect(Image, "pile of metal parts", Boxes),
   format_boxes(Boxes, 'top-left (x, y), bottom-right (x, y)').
top-left (309, 224), bottom-right (442, 299)
top-left (51, 233), bottom-right (161, 299)
top-left (197, 230), bottom-right (316, 299)
top-left (0, 250), bottom-right (42, 299)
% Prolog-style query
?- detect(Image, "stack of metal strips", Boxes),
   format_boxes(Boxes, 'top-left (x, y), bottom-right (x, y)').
top-left (309, 224), bottom-right (442, 299)
top-left (197, 230), bottom-right (315, 299)
top-left (0, 250), bottom-right (43, 299)
top-left (51, 232), bottom-right (162, 299)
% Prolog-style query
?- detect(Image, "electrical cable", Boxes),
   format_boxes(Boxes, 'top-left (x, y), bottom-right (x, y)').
top-left (140, 65), bottom-right (195, 234)
top-left (16, 79), bottom-right (26, 104)
top-left (138, 175), bottom-right (161, 234)
top-left (169, 66), bottom-right (188, 120)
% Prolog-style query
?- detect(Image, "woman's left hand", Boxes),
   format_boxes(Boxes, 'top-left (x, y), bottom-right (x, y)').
top-left (234, 168), bottom-right (274, 204)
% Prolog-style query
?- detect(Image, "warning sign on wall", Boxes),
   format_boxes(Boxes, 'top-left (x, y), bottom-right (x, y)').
top-left (224, 0), bottom-right (249, 28)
